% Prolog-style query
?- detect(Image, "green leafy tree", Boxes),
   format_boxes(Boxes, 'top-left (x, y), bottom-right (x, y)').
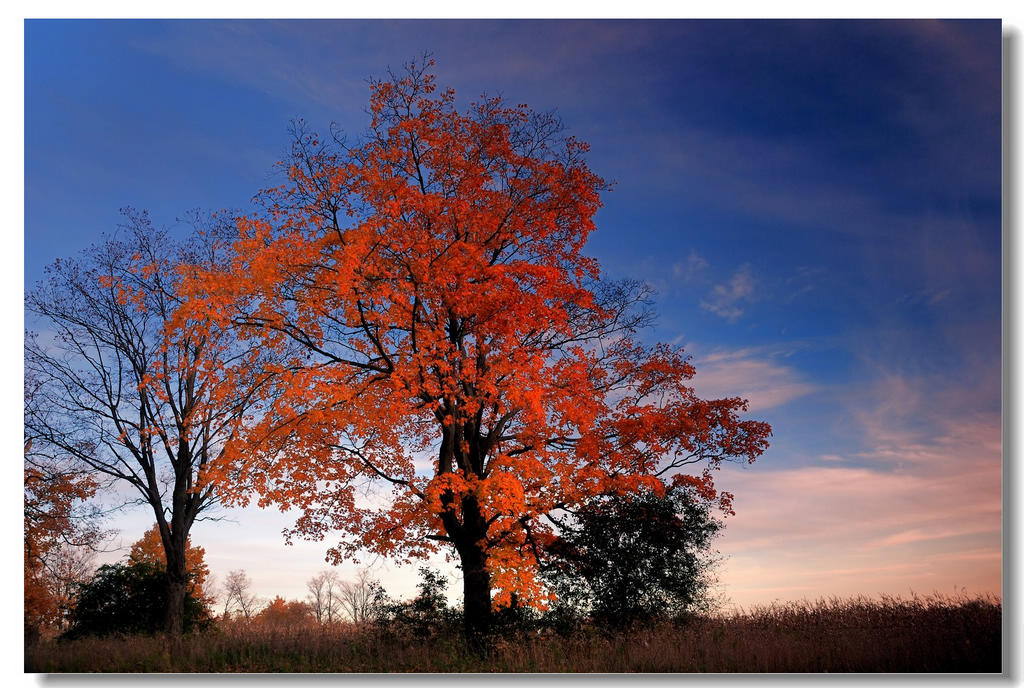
top-left (62, 561), bottom-right (212, 639)
top-left (371, 568), bottom-right (459, 638)
top-left (543, 486), bottom-right (723, 629)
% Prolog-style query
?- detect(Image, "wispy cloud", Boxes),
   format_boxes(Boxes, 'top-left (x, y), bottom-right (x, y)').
top-left (690, 346), bottom-right (817, 411)
top-left (783, 266), bottom-right (825, 302)
top-left (712, 364), bottom-right (1001, 606)
top-left (672, 250), bottom-right (709, 282)
top-left (136, 21), bottom-right (373, 115)
top-left (700, 265), bottom-right (756, 322)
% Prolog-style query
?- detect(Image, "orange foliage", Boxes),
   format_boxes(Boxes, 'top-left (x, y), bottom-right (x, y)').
top-left (26, 212), bottom-right (275, 634)
top-left (129, 525), bottom-right (214, 609)
top-left (24, 441), bottom-right (101, 636)
top-left (255, 596), bottom-right (315, 630)
top-left (183, 60), bottom-right (772, 613)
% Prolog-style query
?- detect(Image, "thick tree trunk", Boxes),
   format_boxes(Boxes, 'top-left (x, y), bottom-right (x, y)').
top-left (437, 426), bottom-right (493, 645)
top-left (460, 544), bottom-right (492, 644)
top-left (165, 568), bottom-right (188, 634)
top-left (163, 440), bottom-right (196, 635)
top-left (454, 491), bottom-right (492, 646)
top-left (163, 524), bottom-right (189, 634)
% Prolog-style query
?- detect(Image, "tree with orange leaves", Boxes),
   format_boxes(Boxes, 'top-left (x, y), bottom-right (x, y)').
top-left (255, 596), bottom-right (315, 630)
top-left (187, 58), bottom-right (771, 640)
top-left (24, 376), bottom-right (106, 642)
top-left (25, 210), bottom-right (273, 634)
top-left (129, 525), bottom-right (215, 610)
top-left (24, 463), bottom-right (101, 641)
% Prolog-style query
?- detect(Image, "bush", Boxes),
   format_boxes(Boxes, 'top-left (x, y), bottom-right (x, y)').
top-left (490, 594), bottom-right (542, 636)
top-left (62, 561), bottom-right (212, 639)
top-left (542, 486), bottom-right (722, 630)
top-left (370, 567), bottom-right (460, 638)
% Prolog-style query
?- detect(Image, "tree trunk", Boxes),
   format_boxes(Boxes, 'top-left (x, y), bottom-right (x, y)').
top-left (25, 620), bottom-right (41, 646)
top-left (437, 429), bottom-right (493, 645)
top-left (163, 527), bottom-right (189, 634)
top-left (460, 544), bottom-right (492, 645)
top-left (165, 570), bottom-right (187, 634)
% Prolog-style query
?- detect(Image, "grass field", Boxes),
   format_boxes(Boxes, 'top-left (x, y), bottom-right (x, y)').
top-left (25, 593), bottom-right (1001, 673)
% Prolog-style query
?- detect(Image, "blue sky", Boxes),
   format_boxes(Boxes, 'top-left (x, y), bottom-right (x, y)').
top-left (24, 19), bottom-right (1002, 606)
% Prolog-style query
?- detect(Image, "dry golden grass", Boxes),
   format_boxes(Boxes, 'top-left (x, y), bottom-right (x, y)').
top-left (25, 592), bottom-right (1001, 673)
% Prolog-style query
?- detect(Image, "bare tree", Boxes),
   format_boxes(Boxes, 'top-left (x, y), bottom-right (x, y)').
top-left (43, 543), bottom-right (98, 633)
top-left (24, 209), bottom-right (274, 634)
top-left (338, 568), bottom-right (376, 624)
top-left (222, 569), bottom-right (262, 621)
top-left (306, 570), bottom-right (342, 625)
top-left (201, 571), bottom-right (219, 613)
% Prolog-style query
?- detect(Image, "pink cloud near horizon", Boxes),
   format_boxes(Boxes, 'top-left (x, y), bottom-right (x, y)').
top-left (712, 372), bottom-right (1001, 609)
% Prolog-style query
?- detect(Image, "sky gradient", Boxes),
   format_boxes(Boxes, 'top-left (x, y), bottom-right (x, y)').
top-left (24, 19), bottom-right (1002, 608)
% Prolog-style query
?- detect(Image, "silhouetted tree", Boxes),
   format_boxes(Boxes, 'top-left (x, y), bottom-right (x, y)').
top-left (25, 210), bottom-right (274, 634)
top-left (543, 486), bottom-right (723, 629)
top-left (338, 568), bottom-right (377, 624)
top-left (24, 374), bottom-right (108, 642)
top-left (371, 567), bottom-right (458, 638)
top-left (62, 561), bottom-right (211, 639)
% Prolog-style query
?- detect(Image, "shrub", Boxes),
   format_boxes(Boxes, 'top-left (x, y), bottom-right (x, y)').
top-left (371, 567), bottom-right (460, 638)
top-left (542, 486), bottom-right (722, 630)
top-left (62, 561), bottom-right (212, 639)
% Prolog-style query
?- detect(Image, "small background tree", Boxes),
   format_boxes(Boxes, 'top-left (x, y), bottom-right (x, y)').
top-left (255, 596), bottom-right (314, 630)
top-left (221, 569), bottom-right (263, 621)
top-left (306, 570), bottom-right (342, 625)
top-left (24, 377), bottom-right (107, 642)
top-left (543, 485), bottom-right (723, 630)
top-left (128, 525), bottom-right (215, 612)
top-left (338, 568), bottom-right (377, 624)
top-left (370, 568), bottom-right (459, 639)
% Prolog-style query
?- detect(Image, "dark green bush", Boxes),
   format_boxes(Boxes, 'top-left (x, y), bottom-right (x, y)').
top-left (62, 561), bottom-right (211, 639)
top-left (370, 567), bottom-right (460, 638)
top-left (542, 486), bottom-right (722, 630)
